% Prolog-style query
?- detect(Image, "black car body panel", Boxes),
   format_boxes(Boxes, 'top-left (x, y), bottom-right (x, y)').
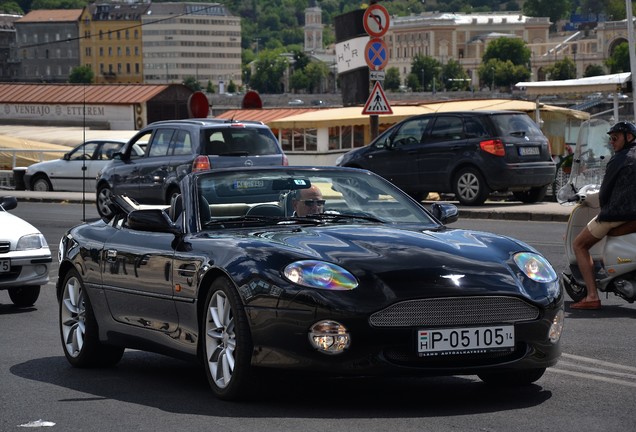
top-left (58, 167), bottom-right (563, 398)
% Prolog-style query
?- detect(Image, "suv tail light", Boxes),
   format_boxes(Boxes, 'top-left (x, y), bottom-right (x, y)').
top-left (479, 139), bottom-right (505, 157)
top-left (282, 154), bottom-right (289, 166)
top-left (192, 155), bottom-right (211, 172)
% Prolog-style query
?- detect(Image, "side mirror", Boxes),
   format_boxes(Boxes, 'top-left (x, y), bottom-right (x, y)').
top-left (63, 152), bottom-right (71, 160)
top-left (0, 196), bottom-right (18, 211)
top-left (430, 202), bottom-right (459, 225)
top-left (126, 209), bottom-right (180, 234)
top-left (112, 152), bottom-right (124, 160)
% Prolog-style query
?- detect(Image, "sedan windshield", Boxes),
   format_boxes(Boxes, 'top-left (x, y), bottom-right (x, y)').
top-left (195, 168), bottom-right (438, 228)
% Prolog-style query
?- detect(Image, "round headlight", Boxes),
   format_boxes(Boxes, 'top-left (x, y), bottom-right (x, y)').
top-left (513, 252), bottom-right (557, 283)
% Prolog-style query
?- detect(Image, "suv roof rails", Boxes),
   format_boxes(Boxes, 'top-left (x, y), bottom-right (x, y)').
top-left (147, 119), bottom-right (266, 127)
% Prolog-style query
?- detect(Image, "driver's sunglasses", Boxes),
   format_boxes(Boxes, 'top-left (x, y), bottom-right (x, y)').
top-left (303, 199), bottom-right (326, 207)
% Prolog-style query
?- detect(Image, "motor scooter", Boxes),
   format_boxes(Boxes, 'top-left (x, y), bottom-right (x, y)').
top-left (558, 119), bottom-right (636, 303)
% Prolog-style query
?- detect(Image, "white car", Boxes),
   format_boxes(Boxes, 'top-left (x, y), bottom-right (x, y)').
top-left (0, 196), bottom-right (51, 307)
top-left (24, 139), bottom-right (130, 192)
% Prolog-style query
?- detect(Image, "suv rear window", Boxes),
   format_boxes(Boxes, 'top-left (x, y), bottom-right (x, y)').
top-left (203, 128), bottom-right (280, 156)
top-left (490, 114), bottom-right (544, 137)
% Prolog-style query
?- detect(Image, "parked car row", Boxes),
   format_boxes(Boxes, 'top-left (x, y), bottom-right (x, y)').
top-left (23, 111), bottom-right (556, 212)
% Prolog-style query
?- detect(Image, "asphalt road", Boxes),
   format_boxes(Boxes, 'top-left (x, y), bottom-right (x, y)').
top-left (1, 202), bottom-right (634, 432)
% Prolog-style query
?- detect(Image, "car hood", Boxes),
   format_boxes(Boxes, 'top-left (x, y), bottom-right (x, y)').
top-left (248, 224), bottom-right (552, 302)
top-left (0, 211), bottom-right (44, 247)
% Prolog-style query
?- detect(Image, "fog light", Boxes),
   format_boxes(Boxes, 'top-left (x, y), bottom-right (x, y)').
top-left (35, 264), bottom-right (48, 276)
top-left (308, 320), bottom-right (350, 355)
top-left (548, 309), bottom-right (564, 343)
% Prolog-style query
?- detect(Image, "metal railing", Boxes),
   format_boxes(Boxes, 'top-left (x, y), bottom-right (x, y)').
top-left (0, 149), bottom-right (66, 170)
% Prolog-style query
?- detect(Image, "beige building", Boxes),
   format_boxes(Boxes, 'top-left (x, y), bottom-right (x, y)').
top-left (387, 12), bottom-right (551, 88)
top-left (142, 2), bottom-right (241, 90)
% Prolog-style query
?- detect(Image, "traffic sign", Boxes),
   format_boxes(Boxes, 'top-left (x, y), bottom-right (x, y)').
top-left (365, 38), bottom-right (389, 71)
top-left (370, 70), bottom-right (385, 81)
top-left (363, 4), bottom-right (390, 38)
top-left (362, 81), bottom-right (393, 115)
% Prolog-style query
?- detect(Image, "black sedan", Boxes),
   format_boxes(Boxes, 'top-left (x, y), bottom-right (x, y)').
top-left (57, 167), bottom-right (564, 400)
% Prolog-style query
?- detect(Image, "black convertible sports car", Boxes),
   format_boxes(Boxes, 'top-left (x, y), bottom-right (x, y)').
top-left (57, 166), bottom-right (564, 400)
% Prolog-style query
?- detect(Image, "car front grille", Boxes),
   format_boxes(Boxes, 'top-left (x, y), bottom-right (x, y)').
top-left (369, 296), bottom-right (540, 327)
top-left (0, 241), bottom-right (10, 253)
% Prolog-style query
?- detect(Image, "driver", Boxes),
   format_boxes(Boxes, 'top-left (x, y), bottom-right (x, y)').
top-left (291, 185), bottom-right (325, 216)
top-left (571, 121), bottom-right (636, 310)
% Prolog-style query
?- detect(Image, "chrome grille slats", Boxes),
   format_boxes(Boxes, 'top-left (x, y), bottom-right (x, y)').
top-left (0, 241), bottom-right (10, 253)
top-left (369, 296), bottom-right (539, 327)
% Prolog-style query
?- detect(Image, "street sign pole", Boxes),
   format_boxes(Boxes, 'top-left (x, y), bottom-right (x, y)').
top-left (362, 3), bottom-right (391, 140)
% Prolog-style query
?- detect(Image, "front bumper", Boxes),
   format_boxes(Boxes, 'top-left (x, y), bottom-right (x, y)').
top-left (0, 253), bottom-right (51, 289)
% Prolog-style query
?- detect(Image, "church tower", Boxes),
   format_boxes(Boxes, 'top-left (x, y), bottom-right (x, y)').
top-left (304, 3), bottom-right (323, 53)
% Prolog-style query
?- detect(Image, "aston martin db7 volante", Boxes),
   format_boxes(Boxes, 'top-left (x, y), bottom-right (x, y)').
top-left (57, 166), bottom-right (564, 400)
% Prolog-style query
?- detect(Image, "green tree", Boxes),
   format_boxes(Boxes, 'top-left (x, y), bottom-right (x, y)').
top-left (410, 54), bottom-right (442, 91)
top-left (206, 80), bottom-right (215, 93)
top-left (583, 64), bottom-right (605, 77)
top-left (483, 37), bottom-right (531, 67)
top-left (606, 42), bottom-right (630, 73)
top-left (68, 65), bottom-right (93, 84)
top-left (227, 80), bottom-right (237, 93)
top-left (523, 0), bottom-right (572, 32)
top-left (0, 1), bottom-right (23, 13)
top-left (30, 0), bottom-right (87, 9)
top-left (406, 73), bottom-right (419, 91)
top-left (384, 67), bottom-right (401, 91)
top-left (305, 61), bottom-right (329, 93)
top-left (182, 76), bottom-right (202, 92)
top-left (289, 69), bottom-right (309, 92)
top-left (441, 59), bottom-right (470, 91)
top-left (545, 57), bottom-right (577, 80)
top-left (250, 49), bottom-right (288, 93)
top-left (478, 59), bottom-right (530, 91)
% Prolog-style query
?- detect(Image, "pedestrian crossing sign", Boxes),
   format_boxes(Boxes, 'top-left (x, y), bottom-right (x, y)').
top-left (362, 81), bottom-right (393, 115)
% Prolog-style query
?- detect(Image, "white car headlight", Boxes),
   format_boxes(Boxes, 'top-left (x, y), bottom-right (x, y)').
top-left (17, 233), bottom-right (48, 250)
top-left (513, 252), bottom-right (557, 283)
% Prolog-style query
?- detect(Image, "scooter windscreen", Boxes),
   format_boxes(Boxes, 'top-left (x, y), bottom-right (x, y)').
top-left (557, 118), bottom-right (612, 204)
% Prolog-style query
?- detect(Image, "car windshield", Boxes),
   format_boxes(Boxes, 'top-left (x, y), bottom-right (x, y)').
top-left (195, 168), bottom-right (439, 228)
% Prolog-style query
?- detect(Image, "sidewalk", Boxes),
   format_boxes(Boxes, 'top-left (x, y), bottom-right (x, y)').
top-left (1, 189), bottom-right (573, 222)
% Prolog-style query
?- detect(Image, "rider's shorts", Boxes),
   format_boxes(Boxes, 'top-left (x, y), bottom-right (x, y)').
top-left (587, 216), bottom-right (626, 239)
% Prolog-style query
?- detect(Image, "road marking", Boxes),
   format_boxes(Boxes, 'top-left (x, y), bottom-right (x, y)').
top-left (547, 352), bottom-right (636, 388)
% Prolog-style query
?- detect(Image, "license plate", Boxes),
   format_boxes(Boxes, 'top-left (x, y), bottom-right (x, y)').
top-left (0, 259), bottom-right (10, 272)
top-left (519, 146), bottom-right (540, 156)
top-left (417, 325), bottom-right (515, 356)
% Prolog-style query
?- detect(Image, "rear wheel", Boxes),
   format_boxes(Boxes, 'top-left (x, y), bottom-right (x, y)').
top-left (8, 286), bottom-right (40, 307)
top-left (201, 278), bottom-right (253, 400)
top-left (31, 175), bottom-right (52, 192)
top-left (562, 272), bottom-right (587, 302)
top-left (59, 269), bottom-right (124, 367)
top-left (478, 368), bottom-right (546, 386)
top-left (96, 184), bottom-right (113, 220)
top-left (453, 167), bottom-right (490, 206)
top-left (513, 185), bottom-right (548, 203)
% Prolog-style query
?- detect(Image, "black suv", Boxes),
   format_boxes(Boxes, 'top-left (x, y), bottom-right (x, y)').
top-left (336, 111), bottom-right (556, 206)
top-left (96, 119), bottom-right (287, 218)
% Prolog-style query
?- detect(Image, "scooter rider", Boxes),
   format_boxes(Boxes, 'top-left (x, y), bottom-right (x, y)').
top-left (571, 120), bottom-right (636, 310)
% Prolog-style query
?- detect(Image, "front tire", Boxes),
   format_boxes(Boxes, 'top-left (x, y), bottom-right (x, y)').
top-left (8, 285), bottom-right (40, 307)
top-left (201, 278), bottom-right (253, 400)
top-left (562, 272), bottom-right (587, 302)
top-left (478, 368), bottom-right (546, 386)
top-left (59, 269), bottom-right (124, 367)
top-left (96, 184), bottom-right (113, 220)
top-left (453, 167), bottom-right (490, 206)
top-left (31, 175), bottom-right (53, 192)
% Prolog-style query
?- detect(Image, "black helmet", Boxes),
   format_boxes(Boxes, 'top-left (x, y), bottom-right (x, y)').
top-left (607, 121), bottom-right (636, 136)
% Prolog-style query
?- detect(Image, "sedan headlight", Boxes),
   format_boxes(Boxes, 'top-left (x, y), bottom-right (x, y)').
top-left (513, 252), bottom-right (557, 283)
top-left (17, 233), bottom-right (48, 250)
top-left (283, 260), bottom-right (358, 290)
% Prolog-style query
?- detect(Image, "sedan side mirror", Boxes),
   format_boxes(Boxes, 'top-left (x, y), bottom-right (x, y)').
top-left (0, 196), bottom-right (18, 211)
top-left (126, 209), bottom-right (181, 234)
top-left (430, 202), bottom-right (459, 225)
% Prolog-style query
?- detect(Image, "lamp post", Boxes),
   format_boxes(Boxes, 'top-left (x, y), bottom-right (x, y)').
top-left (490, 67), bottom-right (495, 92)
top-left (421, 68), bottom-right (425, 92)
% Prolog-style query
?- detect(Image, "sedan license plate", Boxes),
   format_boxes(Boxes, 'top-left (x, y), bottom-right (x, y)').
top-left (519, 146), bottom-right (540, 156)
top-left (0, 259), bottom-right (10, 272)
top-left (417, 325), bottom-right (514, 356)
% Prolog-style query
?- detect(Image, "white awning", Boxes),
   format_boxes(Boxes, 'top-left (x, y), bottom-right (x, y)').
top-left (516, 72), bottom-right (631, 96)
